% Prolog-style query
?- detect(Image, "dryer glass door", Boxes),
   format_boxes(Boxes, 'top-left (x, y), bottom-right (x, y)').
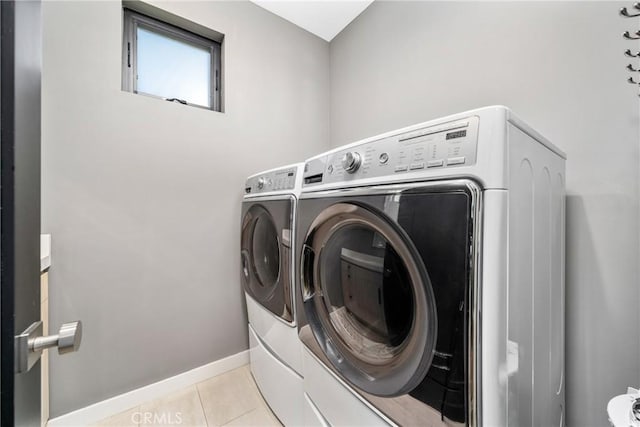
top-left (252, 210), bottom-right (280, 289)
top-left (242, 205), bottom-right (280, 296)
top-left (301, 202), bottom-right (437, 397)
top-left (241, 199), bottom-right (294, 323)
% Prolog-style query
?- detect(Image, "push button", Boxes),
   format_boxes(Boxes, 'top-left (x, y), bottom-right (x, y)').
top-left (409, 162), bottom-right (425, 170)
top-left (395, 165), bottom-right (408, 172)
top-left (446, 157), bottom-right (466, 166)
top-left (427, 160), bottom-right (444, 168)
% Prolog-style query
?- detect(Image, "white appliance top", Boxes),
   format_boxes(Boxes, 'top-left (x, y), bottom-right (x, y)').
top-left (244, 163), bottom-right (305, 198)
top-left (302, 105), bottom-right (565, 192)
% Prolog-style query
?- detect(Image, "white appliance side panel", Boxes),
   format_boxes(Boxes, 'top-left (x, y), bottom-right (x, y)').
top-left (551, 159), bottom-right (566, 426)
top-left (480, 189), bottom-right (509, 427)
top-left (507, 123), bottom-right (566, 427)
top-left (303, 393), bottom-right (330, 427)
top-left (302, 347), bottom-right (391, 427)
top-left (246, 294), bottom-right (303, 374)
top-left (248, 325), bottom-right (304, 427)
top-left (474, 106), bottom-right (509, 189)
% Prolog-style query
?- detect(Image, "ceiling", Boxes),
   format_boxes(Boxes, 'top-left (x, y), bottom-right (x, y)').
top-left (250, 1), bottom-right (374, 42)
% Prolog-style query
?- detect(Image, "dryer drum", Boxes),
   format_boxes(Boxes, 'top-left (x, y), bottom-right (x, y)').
top-left (301, 202), bottom-right (438, 397)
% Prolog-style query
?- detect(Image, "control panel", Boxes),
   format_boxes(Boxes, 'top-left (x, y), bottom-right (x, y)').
top-left (245, 166), bottom-right (298, 194)
top-left (303, 116), bottom-right (479, 186)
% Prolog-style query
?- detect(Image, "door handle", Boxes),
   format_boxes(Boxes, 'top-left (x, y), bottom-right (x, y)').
top-left (15, 320), bottom-right (83, 373)
top-left (301, 244), bottom-right (316, 302)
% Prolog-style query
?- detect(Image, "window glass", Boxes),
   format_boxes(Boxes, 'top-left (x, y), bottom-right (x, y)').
top-left (123, 8), bottom-right (222, 110)
top-left (136, 25), bottom-right (211, 107)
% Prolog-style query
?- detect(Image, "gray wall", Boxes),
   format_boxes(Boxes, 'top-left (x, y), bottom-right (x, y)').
top-left (43, 0), bottom-right (640, 423)
top-left (329, 2), bottom-right (639, 426)
top-left (41, 0), bottom-right (329, 417)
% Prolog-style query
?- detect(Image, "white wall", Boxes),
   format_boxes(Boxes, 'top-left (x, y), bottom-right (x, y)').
top-left (42, 0), bottom-right (329, 417)
top-left (329, 2), bottom-right (640, 426)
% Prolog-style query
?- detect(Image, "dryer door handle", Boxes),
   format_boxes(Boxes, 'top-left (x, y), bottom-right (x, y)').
top-left (301, 244), bottom-right (316, 302)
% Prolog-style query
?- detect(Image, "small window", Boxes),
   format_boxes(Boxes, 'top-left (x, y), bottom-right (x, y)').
top-left (122, 8), bottom-right (222, 111)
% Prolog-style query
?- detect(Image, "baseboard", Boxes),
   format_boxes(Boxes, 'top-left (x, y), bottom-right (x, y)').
top-left (47, 350), bottom-right (249, 426)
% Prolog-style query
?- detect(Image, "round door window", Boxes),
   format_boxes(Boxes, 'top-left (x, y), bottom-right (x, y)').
top-left (302, 202), bottom-right (437, 397)
top-left (241, 205), bottom-right (280, 295)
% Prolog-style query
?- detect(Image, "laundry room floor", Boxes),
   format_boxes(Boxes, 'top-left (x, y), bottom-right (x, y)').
top-left (91, 365), bottom-right (281, 427)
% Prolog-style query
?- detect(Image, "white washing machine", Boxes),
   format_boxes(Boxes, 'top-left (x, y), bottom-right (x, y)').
top-left (295, 106), bottom-right (566, 426)
top-left (241, 163), bottom-right (305, 426)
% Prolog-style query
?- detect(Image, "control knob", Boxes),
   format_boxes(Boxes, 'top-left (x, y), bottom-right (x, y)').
top-left (341, 152), bottom-right (362, 174)
top-left (257, 177), bottom-right (266, 189)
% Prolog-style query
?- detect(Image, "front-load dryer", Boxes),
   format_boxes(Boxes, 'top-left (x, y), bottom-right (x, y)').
top-left (295, 106), bottom-right (566, 426)
top-left (241, 163), bottom-right (304, 426)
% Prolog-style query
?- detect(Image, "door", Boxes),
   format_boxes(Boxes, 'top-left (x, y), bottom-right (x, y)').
top-left (240, 198), bottom-right (294, 323)
top-left (1, 1), bottom-right (42, 425)
top-left (297, 181), bottom-right (481, 424)
top-left (300, 200), bottom-right (439, 397)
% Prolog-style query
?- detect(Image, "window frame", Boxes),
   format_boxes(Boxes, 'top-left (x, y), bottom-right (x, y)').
top-left (122, 8), bottom-right (222, 112)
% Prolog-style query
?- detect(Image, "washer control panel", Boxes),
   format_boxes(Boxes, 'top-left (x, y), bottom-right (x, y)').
top-left (245, 166), bottom-right (298, 194)
top-left (303, 116), bottom-right (479, 186)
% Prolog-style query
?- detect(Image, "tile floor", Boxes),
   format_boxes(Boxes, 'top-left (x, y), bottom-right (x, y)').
top-left (92, 365), bottom-right (282, 427)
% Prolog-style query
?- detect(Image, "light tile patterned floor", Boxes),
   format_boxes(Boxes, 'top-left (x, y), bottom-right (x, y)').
top-left (92, 365), bottom-right (282, 427)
